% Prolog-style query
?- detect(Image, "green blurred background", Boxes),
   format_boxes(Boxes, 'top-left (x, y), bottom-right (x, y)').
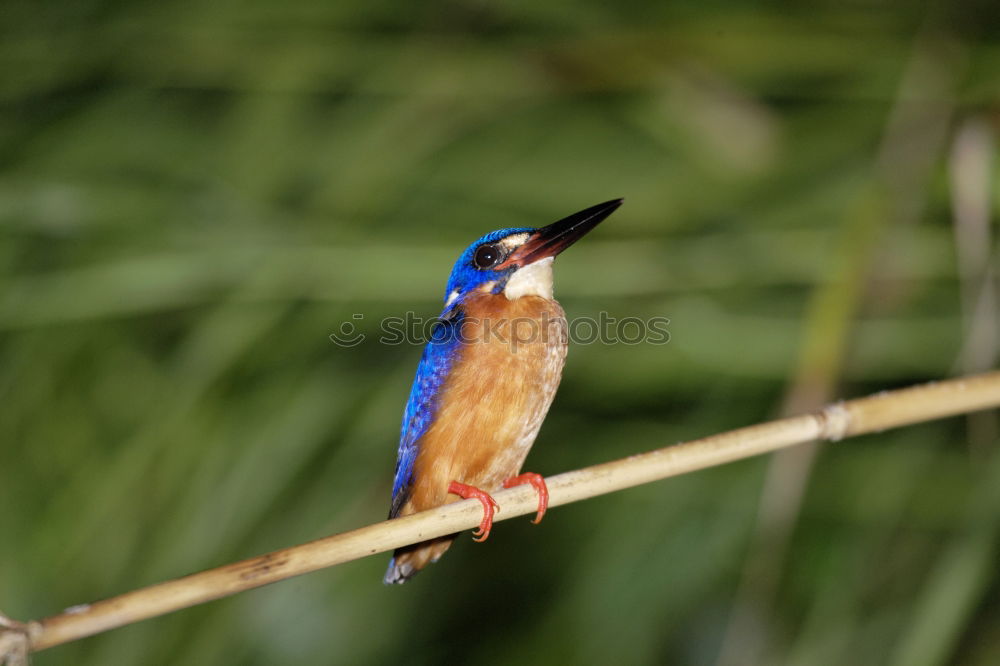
top-left (2, 1), bottom-right (999, 664)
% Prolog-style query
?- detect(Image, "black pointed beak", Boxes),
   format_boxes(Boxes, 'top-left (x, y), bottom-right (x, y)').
top-left (498, 198), bottom-right (623, 268)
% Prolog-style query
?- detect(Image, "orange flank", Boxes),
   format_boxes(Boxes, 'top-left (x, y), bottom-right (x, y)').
top-left (389, 291), bottom-right (567, 574)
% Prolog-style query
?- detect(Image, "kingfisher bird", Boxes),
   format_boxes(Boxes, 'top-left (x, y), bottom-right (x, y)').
top-left (384, 198), bottom-right (623, 584)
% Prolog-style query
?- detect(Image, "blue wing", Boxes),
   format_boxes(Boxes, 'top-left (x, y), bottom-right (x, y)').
top-left (388, 308), bottom-right (463, 518)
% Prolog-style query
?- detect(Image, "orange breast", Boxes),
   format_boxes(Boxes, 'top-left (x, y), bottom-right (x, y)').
top-left (397, 293), bottom-right (568, 517)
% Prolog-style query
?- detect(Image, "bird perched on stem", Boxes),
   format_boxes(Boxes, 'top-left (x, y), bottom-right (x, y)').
top-left (384, 199), bottom-right (623, 584)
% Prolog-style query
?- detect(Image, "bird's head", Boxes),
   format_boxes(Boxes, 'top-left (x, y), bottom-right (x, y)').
top-left (442, 198), bottom-right (623, 307)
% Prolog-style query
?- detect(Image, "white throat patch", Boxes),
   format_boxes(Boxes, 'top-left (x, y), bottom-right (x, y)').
top-left (503, 257), bottom-right (554, 301)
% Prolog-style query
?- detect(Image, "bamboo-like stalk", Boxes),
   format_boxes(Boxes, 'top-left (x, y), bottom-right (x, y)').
top-left (4, 371), bottom-right (999, 658)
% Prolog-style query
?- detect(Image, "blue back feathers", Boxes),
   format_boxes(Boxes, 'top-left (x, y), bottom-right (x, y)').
top-left (388, 308), bottom-right (462, 517)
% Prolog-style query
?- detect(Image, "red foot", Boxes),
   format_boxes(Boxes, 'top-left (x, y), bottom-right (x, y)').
top-left (503, 472), bottom-right (549, 524)
top-left (448, 481), bottom-right (500, 542)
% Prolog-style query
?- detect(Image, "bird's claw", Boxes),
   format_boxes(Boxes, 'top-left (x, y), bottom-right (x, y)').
top-left (448, 481), bottom-right (500, 542)
top-left (503, 472), bottom-right (549, 524)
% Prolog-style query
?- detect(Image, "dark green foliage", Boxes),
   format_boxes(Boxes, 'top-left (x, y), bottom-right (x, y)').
top-left (1, 2), bottom-right (998, 664)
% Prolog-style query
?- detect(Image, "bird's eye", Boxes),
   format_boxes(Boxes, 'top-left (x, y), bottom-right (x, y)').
top-left (473, 243), bottom-right (502, 269)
